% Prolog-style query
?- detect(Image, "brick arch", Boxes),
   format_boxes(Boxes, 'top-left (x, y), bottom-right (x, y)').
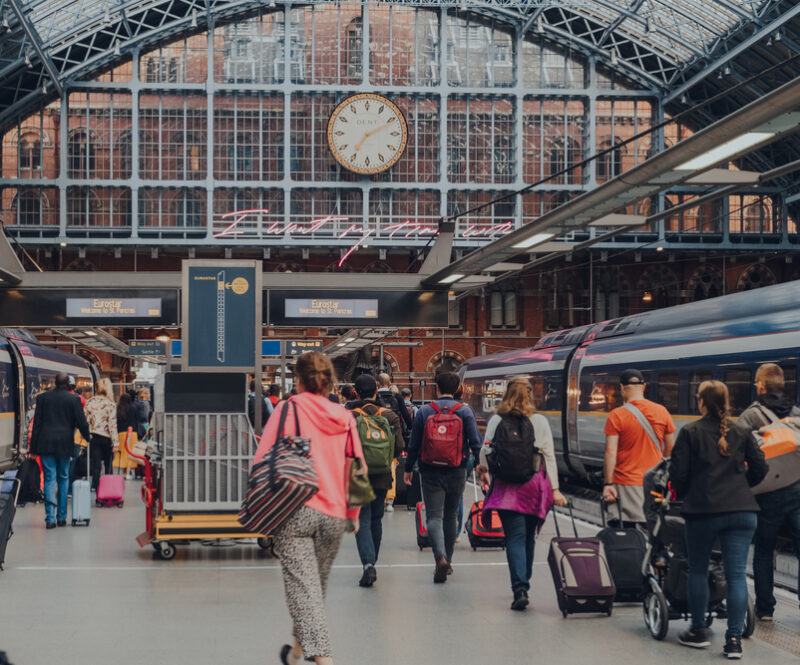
top-left (77, 348), bottom-right (103, 372)
top-left (426, 350), bottom-right (466, 374)
top-left (371, 348), bottom-right (399, 373)
top-left (737, 263), bottom-right (777, 291)
top-left (687, 264), bottom-right (724, 301)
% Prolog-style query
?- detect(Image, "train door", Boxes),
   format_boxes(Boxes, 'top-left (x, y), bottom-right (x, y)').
top-left (5, 340), bottom-right (27, 456)
top-left (562, 345), bottom-right (588, 479)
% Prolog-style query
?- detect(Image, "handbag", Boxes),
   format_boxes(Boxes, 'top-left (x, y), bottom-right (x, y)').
top-left (344, 428), bottom-right (375, 509)
top-left (237, 400), bottom-right (318, 536)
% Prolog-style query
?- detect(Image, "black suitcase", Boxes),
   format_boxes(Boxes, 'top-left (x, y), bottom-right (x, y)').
top-left (405, 466), bottom-right (421, 511)
top-left (596, 501), bottom-right (647, 602)
top-left (393, 457), bottom-right (408, 507)
top-left (0, 478), bottom-right (20, 571)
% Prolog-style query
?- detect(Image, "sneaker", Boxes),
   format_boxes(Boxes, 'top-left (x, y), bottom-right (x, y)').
top-left (511, 589), bottom-right (529, 611)
top-left (446, 564), bottom-right (453, 576)
top-left (434, 556), bottom-right (449, 583)
top-left (279, 644), bottom-right (296, 665)
top-left (756, 611), bottom-right (773, 622)
top-left (384, 504), bottom-right (394, 513)
top-left (359, 564), bottom-right (377, 587)
top-left (45, 522), bottom-right (56, 530)
top-left (724, 636), bottom-right (743, 659)
top-left (678, 628), bottom-right (711, 648)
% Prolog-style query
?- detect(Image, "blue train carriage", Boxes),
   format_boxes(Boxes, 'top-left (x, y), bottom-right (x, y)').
top-left (459, 279), bottom-right (800, 485)
top-left (0, 329), bottom-right (95, 470)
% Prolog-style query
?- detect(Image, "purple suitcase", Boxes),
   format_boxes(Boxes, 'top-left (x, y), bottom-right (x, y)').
top-left (97, 474), bottom-right (125, 508)
top-left (548, 504), bottom-right (616, 617)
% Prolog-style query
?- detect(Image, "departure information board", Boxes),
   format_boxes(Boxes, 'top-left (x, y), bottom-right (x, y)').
top-left (66, 298), bottom-right (162, 318)
top-left (285, 299), bottom-right (378, 319)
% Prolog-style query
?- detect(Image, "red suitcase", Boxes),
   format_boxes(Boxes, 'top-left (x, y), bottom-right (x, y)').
top-left (465, 474), bottom-right (505, 549)
top-left (96, 475), bottom-right (125, 508)
top-left (415, 502), bottom-right (431, 550)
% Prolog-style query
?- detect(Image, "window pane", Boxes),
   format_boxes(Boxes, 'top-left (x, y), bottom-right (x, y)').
top-left (724, 368), bottom-right (752, 417)
top-left (780, 364), bottom-right (797, 405)
top-left (689, 370), bottom-right (713, 415)
top-left (581, 373), bottom-right (621, 412)
top-left (657, 372), bottom-right (679, 414)
top-left (504, 291), bottom-right (516, 327)
top-left (489, 291), bottom-right (503, 327)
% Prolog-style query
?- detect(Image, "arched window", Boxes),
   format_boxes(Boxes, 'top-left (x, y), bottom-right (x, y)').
top-left (688, 265), bottom-right (723, 301)
top-left (68, 130), bottom-right (95, 177)
top-left (19, 132), bottom-right (41, 171)
top-left (737, 264), bottom-right (776, 291)
top-left (67, 187), bottom-right (103, 227)
top-left (15, 189), bottom-right (41, 225)
top-left (597, 137), bottom-right (624, 182)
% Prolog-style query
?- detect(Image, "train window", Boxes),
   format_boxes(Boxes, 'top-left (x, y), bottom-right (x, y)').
top-left (689, 370), bottom-right (713, 415)
top-left (0, 360), bottom-right (11, 413)
top-left (657, 372), bottom-right (679, 414)
top-left (724, 368), bottom-right (752, 417)
top-left (581, 373), bottom-right (621, 412)
top-left (531, 378), bottom-right (545, 411)
top-left (780, 364), bottom-right (798, 404)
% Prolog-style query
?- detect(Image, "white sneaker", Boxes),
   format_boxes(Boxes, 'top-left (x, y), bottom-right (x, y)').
top-left (385, 504), bottom-right (394, 513)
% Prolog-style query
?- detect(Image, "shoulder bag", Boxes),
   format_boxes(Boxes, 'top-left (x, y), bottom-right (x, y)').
top-left (345, 427), bottom-right (375, 509)
top-left (237, 400), bottom-right (318, 536)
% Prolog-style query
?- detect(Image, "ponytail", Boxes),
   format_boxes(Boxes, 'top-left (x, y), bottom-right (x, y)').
top-left (698, 380), bottom-right (730, 456)
top-left (295, 351), bottom-right (336, 396)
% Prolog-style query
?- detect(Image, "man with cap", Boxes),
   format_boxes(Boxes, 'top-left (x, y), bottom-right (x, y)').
top-left (602, 368), bottom-right (676, 525)
top-left (348, 374), bottom-right (405, 587)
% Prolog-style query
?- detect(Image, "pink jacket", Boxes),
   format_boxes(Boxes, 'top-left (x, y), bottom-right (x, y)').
top-left (253, 392), bottom-right (363, 521)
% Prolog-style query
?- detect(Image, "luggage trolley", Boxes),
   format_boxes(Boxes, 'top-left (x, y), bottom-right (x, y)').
top-left (129, 373), bottom-right (273, 561)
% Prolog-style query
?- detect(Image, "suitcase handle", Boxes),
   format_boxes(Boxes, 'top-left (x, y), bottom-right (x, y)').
top-left (1, 477), bottom-right (21, 508)
top-left (600, 497), bottom-right (624, 527)
top-left (552, 501), bottom-right (579, 538)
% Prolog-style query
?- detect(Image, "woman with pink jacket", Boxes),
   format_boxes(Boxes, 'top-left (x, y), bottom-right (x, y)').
top-left (252, 351), bottom-right (363, 665)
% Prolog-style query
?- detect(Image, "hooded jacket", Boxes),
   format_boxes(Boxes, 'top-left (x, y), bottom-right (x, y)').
top-left (253, 392), bottom-right (363, 521)
top-left (737, 392), bottom-right (800, 432)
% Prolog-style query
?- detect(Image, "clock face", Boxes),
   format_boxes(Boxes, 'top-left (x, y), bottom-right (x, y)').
top-left (327, 94), bottom-right (408, 175)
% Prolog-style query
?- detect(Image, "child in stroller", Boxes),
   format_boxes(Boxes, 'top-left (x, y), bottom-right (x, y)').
top-left (641, 460), bottom-right (755, 640)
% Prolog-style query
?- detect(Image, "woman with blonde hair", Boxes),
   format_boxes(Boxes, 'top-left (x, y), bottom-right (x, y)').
top-left (252, 351), bottom-right (364, 665)
top-left (477, 377), bottom-right (566, 611)
top-left (84, 378), bottom-right (117, 490)
top-left (669, 380), bottom-right (767, 659)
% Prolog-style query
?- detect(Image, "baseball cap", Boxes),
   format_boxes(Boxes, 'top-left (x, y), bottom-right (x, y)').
top-left (354, 374), bottom-right (378, 399)
top-left (620, 369), bottom-right (645, 386)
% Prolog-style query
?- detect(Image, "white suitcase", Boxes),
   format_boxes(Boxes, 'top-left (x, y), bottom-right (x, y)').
top-left (71, 480), bottom-right (91, 526)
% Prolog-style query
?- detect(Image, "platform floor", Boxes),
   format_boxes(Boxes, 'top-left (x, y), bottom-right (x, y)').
top-left (2, 482), bottom-right (798, 664)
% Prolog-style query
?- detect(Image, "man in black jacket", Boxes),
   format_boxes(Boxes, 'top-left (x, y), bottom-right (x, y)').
top-left (348, 374), bottom-right (405, 587)
top-left (30, 373), bottom-right (91, 529)
top-left (738, 363), bottom-right (800, 621)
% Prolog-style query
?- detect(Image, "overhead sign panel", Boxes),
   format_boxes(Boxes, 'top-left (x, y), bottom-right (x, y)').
top-left (287, 340), bottom-right (324, 356)
top-left (0, 289), bottom-right (178, 326)
top-left (129, 340), bottom-right (166, 356)
top-left (268, 290), bottom-right (447, 327)
top-left (285, 299), bottom-right (378, 319)
top-left (183, 261), bottom-right (260, 371)
top-left (66, 298), bottom-right (162, 318)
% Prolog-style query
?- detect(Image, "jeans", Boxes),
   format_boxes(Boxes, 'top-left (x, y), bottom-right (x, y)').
top-left (497, 510), bottom-right (540, 592)
top-left (41, 455), bottom-right (71, 524)
top-left (753, 482), bottom-right (800, 615)
top-left (354, 488), bottom-right (388, 566)
top-left (90, 434), bottom-right (114, 491)
top-left (684, 511), bottom-right (758, 639)
top-left (421, 466), bottom-right (467, 561)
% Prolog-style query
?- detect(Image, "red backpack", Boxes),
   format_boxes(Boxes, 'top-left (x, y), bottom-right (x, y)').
top-left (420, 403), bottom-right (464, 468)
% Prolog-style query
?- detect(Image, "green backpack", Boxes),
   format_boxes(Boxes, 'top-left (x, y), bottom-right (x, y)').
top-left (353, 407), bottom-right (395, 475)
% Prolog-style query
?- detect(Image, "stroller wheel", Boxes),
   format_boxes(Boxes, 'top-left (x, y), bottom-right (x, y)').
top-left (643, 581), bottom-right (669, 640)
top-left (743, 595), bottom-right (755, 639)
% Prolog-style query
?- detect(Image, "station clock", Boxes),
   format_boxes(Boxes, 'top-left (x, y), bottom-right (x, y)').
top-left (327, 93), bottom-right (408, 175)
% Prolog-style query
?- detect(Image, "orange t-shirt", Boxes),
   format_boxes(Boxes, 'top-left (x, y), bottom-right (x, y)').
top-left (604, 399), bottom-right (676, 485)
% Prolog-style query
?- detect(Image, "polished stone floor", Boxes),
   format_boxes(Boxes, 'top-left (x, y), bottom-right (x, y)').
top-left (1, 481), bottom-right (797, 664)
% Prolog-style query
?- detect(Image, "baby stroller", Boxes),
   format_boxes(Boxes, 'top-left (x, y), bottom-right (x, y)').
top-left (641, 461), bottom-right (755, 640)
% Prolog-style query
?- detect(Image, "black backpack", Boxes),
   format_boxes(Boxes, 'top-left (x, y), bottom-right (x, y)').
top-left (488, 413), bottom-right (538, 484)
top-left (16, 458), bottom-right (43, 505)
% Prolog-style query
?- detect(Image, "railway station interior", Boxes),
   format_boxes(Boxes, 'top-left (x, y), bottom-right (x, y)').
top-left (1, 0), bottom-right (800, 663)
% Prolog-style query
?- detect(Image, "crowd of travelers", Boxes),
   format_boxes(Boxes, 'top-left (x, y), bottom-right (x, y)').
top-left (22, 354), bottom-right (800, 664)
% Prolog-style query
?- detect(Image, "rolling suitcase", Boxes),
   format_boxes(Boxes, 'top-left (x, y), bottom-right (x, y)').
top-left (16, 457), bottom-right (43, 505)
top-left (393, 456), bottom-right (408, 507)
top-left (415, 501), bottom-right (431, 550)
top-left (96, 475), bottom-right (125, 508)
top-left (0, 478), bottom-right (20, 571)
top-left (1, 470), bottom-right (17, 494)
top-left (72, 434), bottom-right (91, 526)
top-left (596, 501), bottom-right (647, 601)
top-left (465, 471), bottom-right (505, 550)
top-left (406, 465), bottom-right (421, 510)
top-left (548, 503), bottom-right (615, 617)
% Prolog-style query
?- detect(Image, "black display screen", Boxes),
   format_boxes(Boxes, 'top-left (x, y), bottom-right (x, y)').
top-left (164, 372), bottom-right (247, 413)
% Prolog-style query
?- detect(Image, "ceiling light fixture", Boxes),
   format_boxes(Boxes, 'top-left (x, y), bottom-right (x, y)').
top-left (84, 330), bottom-right (98, 336)
top-left (439, 273), bottom-right (465, 284)
top-left (155, 329), bottom-right (171, 343)
top-left (512, 232), bottom-right (555, 250)
top-left (344, 337), bottom-right (356, 342)
top-left (656, 246), bottom-right (664, 252)
top-left (674, 132), bottom-right (775, 170)
top-left (337, 342), bottom-right (347, 347)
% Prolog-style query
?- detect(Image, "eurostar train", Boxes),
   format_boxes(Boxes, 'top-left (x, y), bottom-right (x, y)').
top-left (459, 280), bottom-right (800, 483)
top-left (0, 329), bottom-right (95, 470)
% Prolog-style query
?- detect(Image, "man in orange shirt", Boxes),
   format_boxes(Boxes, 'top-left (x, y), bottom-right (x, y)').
top-left (602, 368), bottom-right (676, 524)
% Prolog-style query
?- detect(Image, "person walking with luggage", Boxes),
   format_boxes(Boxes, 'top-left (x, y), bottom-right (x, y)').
top-left (29, 373), bottom-right (91, 529)
top-left (252, 351), bottom-right (364, 665)
top-left (84, 378), bottom-right (118, 492)
top-left (403, 372), bottom-right (482, 583)
top-left (114, 393), bottom-right (139, 479)
top-left (736, 363), bottom-right (800, 621)
top-left (669, 380), bottom-right (768, 659)
top-left (602, 369), bottom-right (676, 524)
top-left (477, 378), bottom-right (567, 610)
top-left (348, 374), bottom-right (405, 587)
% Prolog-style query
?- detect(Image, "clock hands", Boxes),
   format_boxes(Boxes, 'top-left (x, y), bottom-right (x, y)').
top-left (354, 121), bottom-right (394, 151)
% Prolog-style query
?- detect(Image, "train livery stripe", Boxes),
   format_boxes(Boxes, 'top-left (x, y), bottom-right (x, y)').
top-left (582, 329), bottom-right (800, 367)
top-left (25, 355), bottom-right (92, 377)
top-left (463, 360), bottom-right (565, 379)
top-left (0, 412), bottom-right (14, 419)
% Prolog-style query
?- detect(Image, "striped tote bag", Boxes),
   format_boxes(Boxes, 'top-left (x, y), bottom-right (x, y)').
top-left (238, 400), bottom-right (318, 536)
